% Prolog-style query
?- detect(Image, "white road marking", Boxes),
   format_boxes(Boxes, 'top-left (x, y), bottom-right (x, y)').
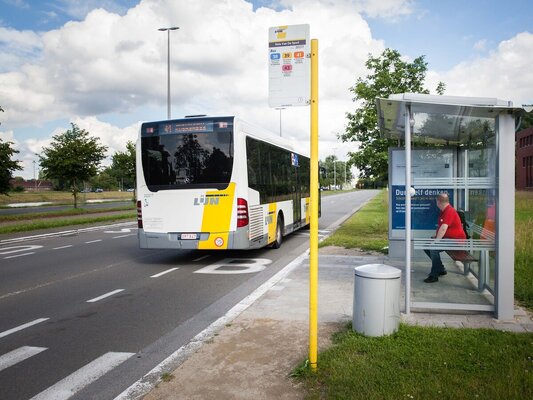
top-left (112, 234), bottom-right (135, 239)
top-left (150, 268), bottom-right (179, 278)
top-left (0, 318), bottom-right (50, 339)
top-left (53, 245), bottom-right (73, 250)
top-left (85, 240), bottom-right (102, 244)
top-left (0, 245), bottom-right (43, 255)
top-left (193, 255), bottom-right (210, 262)
top-left (4, 252), bottom-right (35, 259)
top-left (0, 346), bottom-right (47, 372)
top-left (86, 289), bottom-right (124, 303)
top-left (194, 258), bottom-right (272, 275)
top-left (30, 352), bottom-right (135, 400)
top-left (104, 228), bottom-right (133, 234)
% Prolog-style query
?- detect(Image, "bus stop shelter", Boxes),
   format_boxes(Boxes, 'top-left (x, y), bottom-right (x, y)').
top-left (376, 93), bottom-right (529, 320)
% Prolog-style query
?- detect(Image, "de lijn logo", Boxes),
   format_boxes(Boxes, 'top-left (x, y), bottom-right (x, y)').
top-left (193, 193), bottom-right (228, 206)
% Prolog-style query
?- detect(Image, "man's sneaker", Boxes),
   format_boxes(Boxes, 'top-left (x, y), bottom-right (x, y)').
top-left (424, 275), bottom-right (439, 283)
top-left (439, 270), bottom-right (447, 276)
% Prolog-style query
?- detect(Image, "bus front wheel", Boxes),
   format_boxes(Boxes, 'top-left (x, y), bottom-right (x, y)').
top-left (272, 216), bottom-right (283, 249)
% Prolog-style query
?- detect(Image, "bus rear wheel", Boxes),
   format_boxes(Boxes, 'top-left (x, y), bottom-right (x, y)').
top-left (272, 216), bottom-right (283, 249)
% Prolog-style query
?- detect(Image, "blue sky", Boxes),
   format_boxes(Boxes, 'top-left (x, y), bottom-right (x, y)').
top-left (0, 0), bottom-right (532, 179)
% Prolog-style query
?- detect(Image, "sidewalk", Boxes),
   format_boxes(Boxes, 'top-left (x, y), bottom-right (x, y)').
top-left (142, 247), bottom-right (533, 400)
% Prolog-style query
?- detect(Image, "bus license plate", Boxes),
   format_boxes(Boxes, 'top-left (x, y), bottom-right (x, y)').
top-left (180, 233), bottom-right (198, 240)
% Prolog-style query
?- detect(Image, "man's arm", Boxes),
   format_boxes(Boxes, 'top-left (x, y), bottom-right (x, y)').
top-left (435, 224), bottom-right (448, 240)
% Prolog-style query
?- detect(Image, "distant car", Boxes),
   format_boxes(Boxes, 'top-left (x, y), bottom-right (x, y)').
top-left (126, 188), bottom-right (135, 192)
top-left (94, 188), bottom-right (104, 193)
top-left (80, 188), bottom-right (90, 193)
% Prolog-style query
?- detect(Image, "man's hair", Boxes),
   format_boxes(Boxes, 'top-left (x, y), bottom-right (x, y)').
top-left (437, 192), bottom-right (450, 204)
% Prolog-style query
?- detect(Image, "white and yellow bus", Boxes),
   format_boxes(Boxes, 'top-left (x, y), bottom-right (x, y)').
top-left (136, 115), bottom-right (312, 250)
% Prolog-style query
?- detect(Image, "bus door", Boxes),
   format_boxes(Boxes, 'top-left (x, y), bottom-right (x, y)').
top-left (291, 154), bottom-right (301, 228)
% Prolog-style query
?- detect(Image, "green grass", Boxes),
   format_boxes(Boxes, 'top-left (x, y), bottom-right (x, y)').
top-left (319, 190), bottom-right (388, 252)
top-left (0, 205), bottom-right (135, 222)
top-left (515, 191), bottom-right (533, 309)
top-left (296, 324), bottom-right (533, 400)
top-left (0, 190), bottom-right (134, 206)
top-left (0, 211), bottom-right (136, 234)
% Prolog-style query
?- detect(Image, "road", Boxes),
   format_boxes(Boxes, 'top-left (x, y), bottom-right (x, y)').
top-left (0, 190), bottom-right (379, 400)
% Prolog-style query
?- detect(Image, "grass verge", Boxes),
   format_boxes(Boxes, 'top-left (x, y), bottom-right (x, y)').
top-left (319, 190), bottom-right (388, 252)
top-left (0, 190), bottom-right (134, 206)
top-left (515, 191), bottom-right (533, 309)
top-left (0, 211), bottom-right (136, 234)
top-left (0, 205), bottom-right (135, 222)
top-left (296, 323), bottom-right (533, 400)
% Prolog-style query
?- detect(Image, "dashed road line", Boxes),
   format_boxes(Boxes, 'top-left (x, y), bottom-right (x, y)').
top-left (150, 268), bottom-right (179, 278)
top-left (85, 240), bottom-right (102, 244)
top-left (30, 352), bottom-right (135, 400)
top-left (112, 234), bottom-right (135, 239)
top-left (0, 346), bottom-right (47, 372)
top-left (0, 318), bottom-right (50, 339)
top-left (87, 289), bottom-right (125, 303)
top-left (53, 245), bottom-right (73, 250)
top-left (4, 252), bottom-right (35, 259)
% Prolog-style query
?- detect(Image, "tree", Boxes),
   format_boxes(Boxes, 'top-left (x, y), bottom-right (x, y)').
top-left (340, 48), bottom-right (445, 184)
top-left (319, 155), bottom-right (353, 190)
top-left (90, 167), bottom-right (118, 191)
top-left (0, 139), bottom-right (22, 195)
top-left (39, 123), bottom-right (108, 208)
top-left (109, 141), bottom-right (136, 191)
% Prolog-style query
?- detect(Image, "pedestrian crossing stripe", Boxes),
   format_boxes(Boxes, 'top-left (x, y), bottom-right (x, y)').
top-left (0, 346), bottom-right (47, 372)
top-left (30, 352), bottom-right (134, 400)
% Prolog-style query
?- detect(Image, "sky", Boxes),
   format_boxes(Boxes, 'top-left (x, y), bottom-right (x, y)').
top-left (1, 0), bottom-right (532, 179)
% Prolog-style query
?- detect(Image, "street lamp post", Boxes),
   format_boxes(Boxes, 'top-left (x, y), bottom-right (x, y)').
top-left (32, 160), bottom-right (36, 191)
top-left (158, 26), bottom-right (179, 120)
top-left (275, 107), bottom-right (285, 136)
top-left (333, 147), bottom-right (337, 190)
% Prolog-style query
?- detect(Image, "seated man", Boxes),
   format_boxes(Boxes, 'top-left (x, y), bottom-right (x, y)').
top-left (424, 192), bottom-right (466, 283)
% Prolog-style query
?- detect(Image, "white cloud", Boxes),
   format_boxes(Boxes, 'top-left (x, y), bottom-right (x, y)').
top-left (427, 31), bottom-right (533, 106)
top-left (473, 39), bottom-right (487, 52)
top-left (0, 27), bottom-right (42, 71)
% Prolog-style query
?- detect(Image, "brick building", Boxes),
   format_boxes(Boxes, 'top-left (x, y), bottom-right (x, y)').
top-left (516, 127), bottom-right (533, 190)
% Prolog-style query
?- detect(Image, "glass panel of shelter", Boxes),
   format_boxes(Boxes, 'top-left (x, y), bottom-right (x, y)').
top-left (407, 108), bottom-right (498, 309)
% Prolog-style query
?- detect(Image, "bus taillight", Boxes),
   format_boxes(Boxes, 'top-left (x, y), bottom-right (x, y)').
top-left (237, 198), bottom-right (249, 228)
top-left (137, 200), bottom-right (143, 228)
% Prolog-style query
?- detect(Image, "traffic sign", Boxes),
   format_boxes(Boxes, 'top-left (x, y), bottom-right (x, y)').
top-left (268, 24), bottom-right (310, 108)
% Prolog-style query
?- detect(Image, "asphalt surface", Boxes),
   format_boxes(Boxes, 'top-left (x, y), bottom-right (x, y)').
top-left (0, 190), bottom-right (379, 400)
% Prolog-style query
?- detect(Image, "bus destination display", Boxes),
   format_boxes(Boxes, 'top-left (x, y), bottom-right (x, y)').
top-left (160, 121), bottom-right (214, 134)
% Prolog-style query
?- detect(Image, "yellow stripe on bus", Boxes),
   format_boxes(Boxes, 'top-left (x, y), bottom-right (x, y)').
top-left (198, 182), bottom-right (236, 250)
top-left (268, 203), bottom-right (277, 244)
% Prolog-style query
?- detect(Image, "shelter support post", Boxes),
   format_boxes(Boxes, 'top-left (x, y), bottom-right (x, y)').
top-left (495, 112), bottom-right (515, 320)
top-left (404, 104), bottom-right (412, 315)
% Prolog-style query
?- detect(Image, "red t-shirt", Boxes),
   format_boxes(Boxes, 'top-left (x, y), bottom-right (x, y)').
top-left (437, 204), bottom-right (466, 239)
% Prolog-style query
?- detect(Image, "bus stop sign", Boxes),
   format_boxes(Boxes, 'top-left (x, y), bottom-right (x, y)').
top-left (268, 24), bottom-right (310, 108)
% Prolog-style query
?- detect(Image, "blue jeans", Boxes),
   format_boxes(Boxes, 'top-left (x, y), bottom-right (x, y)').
top-left (424, 249), bottom-right (446, 278)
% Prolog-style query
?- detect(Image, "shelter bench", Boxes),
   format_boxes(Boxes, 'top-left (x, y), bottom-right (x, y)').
top-left (413, 238), bottom-right (494, 292)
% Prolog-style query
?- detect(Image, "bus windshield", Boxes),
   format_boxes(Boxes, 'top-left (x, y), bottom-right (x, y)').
top-left (141, 117), bottom-right (234, 191)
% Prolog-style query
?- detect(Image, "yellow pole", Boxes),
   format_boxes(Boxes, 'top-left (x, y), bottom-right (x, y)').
top-left (309, 38), bottom-right (319, 371)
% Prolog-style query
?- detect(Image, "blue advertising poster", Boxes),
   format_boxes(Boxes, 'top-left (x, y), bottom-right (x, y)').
top-left (391, 185), bottom-right (454, 230)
